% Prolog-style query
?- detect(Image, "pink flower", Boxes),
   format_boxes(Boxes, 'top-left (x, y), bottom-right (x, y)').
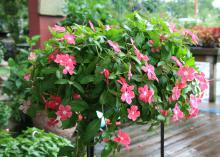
top-left (45, 95), bottom-right (62, 110)
top-left (127, 105), bottom-right (140, 121)
top-left (128, 64), bottom-right (132, 80)
top-left (89, 20), bottom-right (96, 32)
top-left (113, 130), bottom-right (131, 148)
top-left (115, 121), bottom-right (121, 126)
top-left (190, 94), bottom-right (201, 108)
top-left (172, 104), bottom-right (184, 122)
top-left (117, 77), bottom-right (135, 104)
top-left (134, 46), bottom-right (149, 62)
top-left (47, 118), bottom-right (59, 127)
top-left (72, 93), bottom-right (81, 100)
top-left (188, 107), bottom-right (199, 118)
top-left (171, 86), bottom-right (181, 101)
top-left (130, 38), bottom-right (149, 62)
top-left (78, 114), bottom-right (83, 121)
top-left (48, 49), bottom-right (59, 62)
top-left (107, 40), bottom-right (121, 53)
top-left (121, 85), bottom-right (135, 104)
top-left (183, 29), bottom-right (198, 44)
top-left (56, 105), bottom-right (72, 121)
top-left (54, 54), bottom-right (77, 75)
top-left (148, 40), bottom-right (154, 45)
top-left (171, 56), bottom-right (183, 67)
top-left (28, 52), bottom-right (37, 61)
top-left (105, 25), bottom-right (112, 31)
top-left (106, 119), bottom-right (112, 125)
top-left (141, 63), bottom-right (159, 82)
top-left (138, 85), bottom-right (154, 103)
top-left (23, 74), bottom-right (30, 81)
top-left (160, 110), bottom-right (168, 117)
top-left (195, 72), bottom-right (208, 92)
top-left (100, 69), bottom-right (110, 84)
top-left (168, 22), bottom-right (177, 33)
top-left (63, 33), bottom-right (75, 44)
top-left (160, 34), bottom-right (166, 42)
top-left (177, 66), bottom-right (196, 82)
top-left (52, 25), bottom-right (66, 32)
top-left (176, 81), bottom-right (186, 89)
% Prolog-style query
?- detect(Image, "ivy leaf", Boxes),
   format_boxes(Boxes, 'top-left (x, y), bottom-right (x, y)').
top-left (82, 119), bottom-right (101, 143)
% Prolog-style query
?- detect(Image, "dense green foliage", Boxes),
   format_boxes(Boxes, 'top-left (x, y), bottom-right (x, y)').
top-left (24, 13), bottom-right (206, 156)
top-left (0, 127), bottom-right (72, 157)
top-left (0, 102), bottom-right (11, 129)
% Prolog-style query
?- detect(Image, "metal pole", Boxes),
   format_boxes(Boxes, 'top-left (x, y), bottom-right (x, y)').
top-left (161, 122), bottom-right (164, 157)
top-left (87, 142), bottom-right (94, 157)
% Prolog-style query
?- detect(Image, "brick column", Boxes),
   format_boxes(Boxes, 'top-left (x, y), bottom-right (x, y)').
top-left (28, 0), bottom-right (66, 48)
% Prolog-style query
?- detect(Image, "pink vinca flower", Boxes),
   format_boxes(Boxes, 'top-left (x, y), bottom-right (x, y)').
top-left (172, 103), bottom-right (184, 122)
top-left (52, 25), bottom-right (66, 32)
top-left (28, 52), bottom-right (37, 61)
top-left (183, 29), bottom-right (199, 45)
top-left (177, 66), bottom-right (196, 82)
top-left (113, 130), bottom-right (131, 149)
top-left (160, 110), bottom-right (168, 117)
top-left (72, 93), bottom-right (81, 100)
top-left (188, 107), bottom-right (199, 119)
top-left (138, 85), bottom-right (154, 103)
top-left (195, 72), bottom-right (208, 92)
top-left (190, 94), bottom-right (202, 108)
top-left (121, 85), bottom-right (135, 105)
top-left (107, 40), bottom-right (121, 53)
top-left (100, 69), bottom-right (110, 84)
top-left (171, 86), bottom-right (181, 101)
top-left (48, 49), bottom-right (59, 62)
top-left (63, 33), bottom-right (75, 44)
top-left (47, 118), bottom-right (59, 127)
top-left (56, 105), bottom-right (73, 121)
top-left (168, 22), bottom-right (177, 33)
top-left (130, 38), bottom-right (149, 62)
top-left (54, 54), bottom-right (77, 75)
top-left (141, 63), bottom-right (159, 82)
top-left (171, 56), bottom-right (182, 67)
top-left (23, 74), bottom-right (30, 81)
top-left (127, 105), bottom-right (140, 121)
top-left (89, 20), bottom-right (96, 32)
top-left (117, 77), bottom-right (135, 104)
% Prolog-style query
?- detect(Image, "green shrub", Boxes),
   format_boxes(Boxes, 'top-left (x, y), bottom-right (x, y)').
top-left (0, 127), bottom-right (73, 157)
top-left (0, 102), bottom-right (11, 129)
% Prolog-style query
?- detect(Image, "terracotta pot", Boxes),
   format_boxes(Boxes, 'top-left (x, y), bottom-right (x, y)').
top-left (33, 111), bottom-right (76, 139)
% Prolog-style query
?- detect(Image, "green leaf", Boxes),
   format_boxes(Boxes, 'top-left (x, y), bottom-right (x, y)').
top-left (101, 143), bottom-right (113, 157)
top-left (157, 115), bottom-right (165, 121)
top-left (57, 146), bottom-right (74, 156)
top-left (55, 79), bottom-right (69, 84)
top-left (70, 81), bottom-right (85, 94)
top-left (70, 100), bottom-right (88, 112)
top-left (79, 75), bottom-right (94, 84)
top-left (82, 119), bottom-right (101, 143)
top-left (41, 67), bottom-right (57, 74)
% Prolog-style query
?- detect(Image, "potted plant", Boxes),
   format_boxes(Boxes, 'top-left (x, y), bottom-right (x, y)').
top-left (23, 14), bottom-right (207, 156)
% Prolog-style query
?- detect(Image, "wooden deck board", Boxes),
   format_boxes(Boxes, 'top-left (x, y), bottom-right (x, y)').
top-left (95, 113), bottom-right (220, 157)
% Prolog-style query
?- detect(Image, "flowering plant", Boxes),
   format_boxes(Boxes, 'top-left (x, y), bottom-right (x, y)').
top-left (191, 26), bottom-right (220, 48)
top-left (24, 14), bottom-right (207, 156)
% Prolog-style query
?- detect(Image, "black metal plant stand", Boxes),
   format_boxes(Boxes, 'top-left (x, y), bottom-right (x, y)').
top-left (161, 122), bottom-right (165, 157)
top-left (87, 142), bottom-right (94, 157)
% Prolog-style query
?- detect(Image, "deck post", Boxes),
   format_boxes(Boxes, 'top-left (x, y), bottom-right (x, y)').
top-left (161, 122), bottom-right (164, 157)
